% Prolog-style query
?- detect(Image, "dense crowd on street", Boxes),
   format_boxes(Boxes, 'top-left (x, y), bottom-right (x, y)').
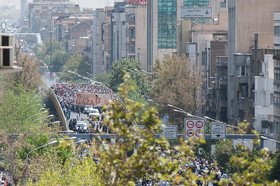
top-left (52, 83), bottom-right (113, 119)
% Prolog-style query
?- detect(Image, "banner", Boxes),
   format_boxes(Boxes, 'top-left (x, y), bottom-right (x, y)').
top-left (76, 93), bottom-right (111, 106)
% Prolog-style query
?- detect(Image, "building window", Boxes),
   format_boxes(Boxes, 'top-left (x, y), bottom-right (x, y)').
top-left (239, 110), bottom-right (245, 121)
top-left (158, 0), bottom-right (177, 49)
top-left (202, 51), bottom-right (207, 65)
top-left (240, 84), bottom-right (248, 98)
top-left (220, 2), bottom-right (226, 8)
top-left (240, 66), bottom-right (246, 76)
top-left (274, 26), bottom-right (280, 36)
top-left (184, 0), bottom-right (209, 7)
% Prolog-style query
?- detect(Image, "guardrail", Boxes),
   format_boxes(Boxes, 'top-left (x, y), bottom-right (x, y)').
top-left (49, 88), bottom-right (68, 131)
top-left (62, 133), bottom-right (257, 140)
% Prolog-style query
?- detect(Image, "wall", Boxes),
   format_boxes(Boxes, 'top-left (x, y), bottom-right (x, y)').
top-left (135, 6), bottom-right (148, 70)
top-left (49, 88), bottom-right (67, 131)
top-left (235, 0), bottom-right (280, 53)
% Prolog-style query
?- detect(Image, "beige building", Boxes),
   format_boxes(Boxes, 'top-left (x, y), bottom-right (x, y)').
top-left (227, 0), bottom-right (280, 124)
top-left (0, 34), bottom-right (22, 75)
top-left (28, 0), bottom-right (80, 40)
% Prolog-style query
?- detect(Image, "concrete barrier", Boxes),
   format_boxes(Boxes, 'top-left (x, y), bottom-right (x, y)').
top-left (49, 88), bottom-right (68, 131)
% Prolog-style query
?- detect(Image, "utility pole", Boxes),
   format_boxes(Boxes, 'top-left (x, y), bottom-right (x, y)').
top-left (50, 30), bottom-right (53, 78)
top-left (147, 0), bottom-right (153, 73)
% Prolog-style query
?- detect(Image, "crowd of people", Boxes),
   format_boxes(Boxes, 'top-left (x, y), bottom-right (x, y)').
top-left (52, 83), bottom-right (114, 132)
top-left (52, 83), bottom-right (113, 113)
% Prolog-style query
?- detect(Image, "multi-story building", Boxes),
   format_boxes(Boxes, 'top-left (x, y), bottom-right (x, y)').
top-left (273, 11), bottom-right (280, 148)
top-left (227, 0), bottom-right (280, 124)
top-left (28, 0), bottom-right (80, 40)
top-left (21, 0), bottom-right (28, 20)
top-left (0, 34), bottom-right (22, 74)
top-left (125, 6), bottom-right (136, 60)
top-left (103, 7), bottom-right (114, 72)
top-left (214, 56), bottom-right (228, 122)
top-left (254, 55), bottom-right (274, 136)
top-left (111, 2), bottom-right (127, 64)
top-left (92, 9), bottom-right (106, 75)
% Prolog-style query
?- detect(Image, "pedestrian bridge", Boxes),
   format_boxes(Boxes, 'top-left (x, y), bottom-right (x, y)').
top-left (13, 33), bottom-right (42, 44)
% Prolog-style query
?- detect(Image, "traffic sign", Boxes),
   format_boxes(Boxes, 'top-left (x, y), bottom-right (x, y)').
top-left (187, 121), bottom-right (194, 128)
top-left (210, 122), bottom-right (226, 139)
top-left (187, 129), bottom-right (194, 137)
top-left (161, 125), bottom-right (178, 139)
top-left (184, 119), bottom-right (205, 139)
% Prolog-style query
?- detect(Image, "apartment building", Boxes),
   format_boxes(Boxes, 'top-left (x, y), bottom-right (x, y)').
top-left (0, 34), bottom-right (22, 75)
top-left (227, 0), bottom-right (280, 124)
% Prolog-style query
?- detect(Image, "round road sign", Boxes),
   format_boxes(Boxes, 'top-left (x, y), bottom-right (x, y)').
top-left (187, 121), bottom-right (194, 128)
top-left (195, 121), bottom-right (203, 128)
top-left (186, 129), bottom-right (194, 137)
top-left (195, 129), bottom-right (203, 137)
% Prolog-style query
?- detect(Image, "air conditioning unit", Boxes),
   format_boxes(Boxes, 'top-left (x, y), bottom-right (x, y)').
top-left (0, 35), bottom-right (14, 68)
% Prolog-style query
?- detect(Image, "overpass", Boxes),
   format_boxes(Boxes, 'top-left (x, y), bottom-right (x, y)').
top-left (13, 33), bottom-right (42, 44)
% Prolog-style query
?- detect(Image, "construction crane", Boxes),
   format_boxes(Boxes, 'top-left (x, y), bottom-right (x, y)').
top-left (127, 0), bottom-right (147, 5)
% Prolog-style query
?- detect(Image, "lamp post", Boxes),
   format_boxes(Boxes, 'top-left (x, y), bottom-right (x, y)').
top-left (27, 111), bottom-right (48, 121)
top-left (25, 138), bottom-right (85, 185)
top-left (204, 115), bottom-right (244, 132)
top-left (25, 140), bottom-right (57, 186)
top-left (50, 30), bottom-right (53, 78)
top-left (260, 136), bottom-right (280, 144)
top-left (32, 114), bottom-right (54, 124)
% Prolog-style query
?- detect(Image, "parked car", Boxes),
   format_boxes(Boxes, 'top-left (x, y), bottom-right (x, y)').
top-left (83, 105), bottom-right (93, 114)
top-left (88, 108), bottom-right (100, 121)
top-left (76, 122), bottom-right (89, 133)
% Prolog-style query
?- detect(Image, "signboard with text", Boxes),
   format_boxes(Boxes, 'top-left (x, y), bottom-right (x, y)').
top-left (76, 93), bottom-right (111, 106)
top-left (161, 125), bottom-right (178, 139)
top-left (184, 119), bottom-right (205, 139)
top-left (181, 7), bottom-right (212, 18)
top-left (210, 122), bottom-right (226, 139)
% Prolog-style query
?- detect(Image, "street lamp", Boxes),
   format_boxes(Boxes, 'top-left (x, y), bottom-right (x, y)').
top-left (32, 114), bottom-right (54, 124)
top-left (25, 138), bottom-right (85, 185)
top-left (25, 140), bottom-right (57, 186)
top-left (27, 111), bottom-right (48, 121)
top-left (260, 136), bottom-right (280, 144)
top-left (173, 109), bottom-right (205, 120)
top-left (204, 115), bottom-right (244, 132)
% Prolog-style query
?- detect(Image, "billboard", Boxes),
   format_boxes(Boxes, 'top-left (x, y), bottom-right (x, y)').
top-left (75, 93), bottom-right (111, 106)
top-left (181, 7), bottom-right (212, 18)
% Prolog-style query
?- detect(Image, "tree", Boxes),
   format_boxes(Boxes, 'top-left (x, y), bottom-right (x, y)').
top-left (60, 54), bottom-right (91, 82)
top-left (2, 53), bottom-right (44, 93)
top-left (51, 50), bottom-right (70, 72)
top-left (32, 74), bottom-right (279, 185)
top-left (35, 39), bottom-right (62, 62)
top-left (35, 39), bottom-right (70, 73)
top-left (109, 58), bottom-right (145, 95)
top-left (93, 71), bottom-right (111, 86)
top-left (0, 83), bottom-right (47, 133)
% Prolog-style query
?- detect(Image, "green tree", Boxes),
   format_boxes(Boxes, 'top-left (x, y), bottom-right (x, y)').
top-left (35, 39), bottom-right (62, 62)
top-left (0, 83), bottom-right (47, 133)
top-left (51, 50), bottom-right (70, 72)
top-left (93, 71), bottom-right (111, 86)
top-left (60, 54), bottom-right (91, 82)
top-left (109, 58), bottom-right (145, 96)
top-left (28, 74), bottom-right (280, 185)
